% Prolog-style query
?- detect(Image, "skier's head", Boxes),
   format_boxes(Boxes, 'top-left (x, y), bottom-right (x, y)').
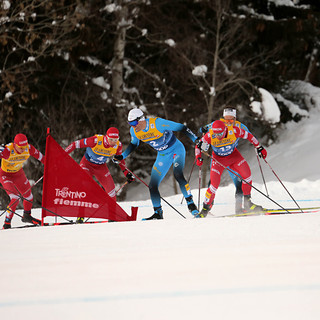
top-left (128, 108), bottom-right (146, 132)
top-left (212, 120), bottom-right (227, 140)
top-left (14, 133), bottom-right (28, 153)
top-left (223, 107), bottom-right (237, 126)
top-left (106, 127), bottom-right (119, 146)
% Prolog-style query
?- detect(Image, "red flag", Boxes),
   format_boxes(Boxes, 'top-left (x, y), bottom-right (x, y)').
top-left (42, 129), bottom-right (136, 222)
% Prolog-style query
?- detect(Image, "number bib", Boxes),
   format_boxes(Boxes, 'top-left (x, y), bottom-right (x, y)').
top-left (1, 143), bottom-right (30, 173)
top-left (85, 135), bottom-right (119, 164)
top-left (134, 118), bottom-right (176, 151)
top-left (209, 127), bottom-right (237, 156)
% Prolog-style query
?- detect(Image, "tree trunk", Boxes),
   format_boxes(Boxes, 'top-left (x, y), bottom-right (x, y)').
top-left (112, 3), bottom-right (129, 141)
top-left (202, 3), bottom-right (222, 188)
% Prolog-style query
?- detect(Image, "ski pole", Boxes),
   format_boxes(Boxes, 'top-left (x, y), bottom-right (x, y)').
top-left (263, 158), bottom-right (303, 213)
top-left (256, 153), bottom-right (269, 197)
top-left (116, 181), bottom-right (128, 195)
top-left (0, 184), bottom-right (73, 223)
top-left (0, 175), bottom-right (44, 218)
top-left (198, 166), bottom-right (202, 210)
top-left (180, 159), bottom-right (196, 204)
top-left (123, 167), bottom-right (186, 219)
top-left (201, 151), bottom-right (291, 214)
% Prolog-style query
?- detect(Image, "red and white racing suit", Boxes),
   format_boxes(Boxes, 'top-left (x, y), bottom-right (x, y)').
top-left (65, 135), bottom-right (127, 201)
top-left (0, 143), bottom-right (45, 219)
top-left (195, 126), bottom-right (260, 207)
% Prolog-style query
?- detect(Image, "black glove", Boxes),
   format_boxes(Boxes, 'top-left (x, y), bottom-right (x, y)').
top-left (196, 139), bottom-right (203, 149)
top-left (112, 154), bottom-right (123, 164)
top-left (196, 139), bottom-right (209, 152)
top-left (199, 126), bottom-right (209, 134)
top-left (256, 145), bottom-right (267, 159)
top-left (124, 170), bottom-right (135, 183)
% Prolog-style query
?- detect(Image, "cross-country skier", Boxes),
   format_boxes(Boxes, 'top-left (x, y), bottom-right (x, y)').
top-left (65, 128), bottom-right (134, 216)
top-left (195, 120), bottom-right (267, 217)
top-left (0, 133), bottom-right (45, 229)
top-left (113, 108), bottom-right (200, 220)
top-left (198, 108), bottom-right (251, 213)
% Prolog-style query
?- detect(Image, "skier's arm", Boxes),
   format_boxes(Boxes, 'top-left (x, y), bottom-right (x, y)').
top-left (195, 133), bottom-right (211, 166)
top-left (199, 122), bottom-right (213, 134)
top-left (240, 123), bottom-right (250, 133)
top-left (156, 118), bottom-right (199, 142)
top-left (114, 142), bottom-right (135, 183)
top-left (65, 136), bottom-right (96, 154)
top-left (121, 128), bottom-right (140, 159)
top-left (115, 142), bottom-right (126, 171)
top-left (29, 145), bottom-right (45, 164)
top-left (234, 127), bottom-right (267, 159)
top-left (0, 145), bottom-right (10, 160)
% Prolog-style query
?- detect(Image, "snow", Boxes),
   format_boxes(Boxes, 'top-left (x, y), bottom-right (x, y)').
top-left (165, 39), bottom-right (176, 47)
top-left (92, 76), bottom-right (110, 90)
top-left (192, 65), bottom-right (207, 77)
top-left (2, 1), bottom-right (11, 10)
top-left (250, 88), bottom-right (281, 123)
top-left (1, 83), bottom-right (320, 319)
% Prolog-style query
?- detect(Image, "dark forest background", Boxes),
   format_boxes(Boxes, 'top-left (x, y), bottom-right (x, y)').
top-left (1, 0), bottom-right (319, 207)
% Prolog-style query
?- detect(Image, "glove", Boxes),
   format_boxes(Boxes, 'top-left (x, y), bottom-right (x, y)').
top-left (196, 157), bottom-right (203, 167)
top-left (256, 145), bottom-right (267, 159)
top-left (196, 140), bottom-right (210, 152)
top-left (112, 154), bottom-right (123, 164)
top-left (123, 170), bottom-right (135, 183)
top-left (199, 126), bottom-right (209, 134)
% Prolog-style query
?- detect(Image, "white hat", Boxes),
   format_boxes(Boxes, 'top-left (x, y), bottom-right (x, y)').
top-left (128, 108), bottom-right (145, 121)
top-left (223, 108), bottom-right (236, 118)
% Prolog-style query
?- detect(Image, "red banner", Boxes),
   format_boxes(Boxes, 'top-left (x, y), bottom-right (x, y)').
top-left (42, 129), bottom-right (136, 222)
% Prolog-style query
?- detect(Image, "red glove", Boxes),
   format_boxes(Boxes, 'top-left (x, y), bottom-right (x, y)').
top-left (196, 157), bottom-right (203, 167)
top-left (256, 146), bottom-right (267, 159)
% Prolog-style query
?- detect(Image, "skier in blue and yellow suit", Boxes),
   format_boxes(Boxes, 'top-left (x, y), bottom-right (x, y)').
top-left (113, 108), bottom-right (200, 220)
top-left (199, 108), bottom-right (250, 214)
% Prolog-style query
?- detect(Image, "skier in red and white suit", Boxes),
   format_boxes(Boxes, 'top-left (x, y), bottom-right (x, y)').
top-left (195, 120), bottom-right (267, 217)
top-left (0, 133), bottom-right (45, 229)
top-left (65, 127), bottom-right (134, 204)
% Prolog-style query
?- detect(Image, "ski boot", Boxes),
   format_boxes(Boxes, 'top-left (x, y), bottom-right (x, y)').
top-left (76, 217), bottom-right (84, 224)
top-left (2, 217), bottom-right (12, 229)
top-left (196, 203), bottom-right (212, 218)
top-left (21, 210), bottom-right (41, 225)
top-left (143, 207), bottom-right (163, 220)
top-left (186, 196), bottom-right (199, 216)
top-left (243, 195), bottom-right (263, 212)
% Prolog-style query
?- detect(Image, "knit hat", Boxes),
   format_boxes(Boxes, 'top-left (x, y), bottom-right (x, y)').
top-left (14, 133), bottom-right (28, 147)
top-left (106, 127), bottom-right (119, 139)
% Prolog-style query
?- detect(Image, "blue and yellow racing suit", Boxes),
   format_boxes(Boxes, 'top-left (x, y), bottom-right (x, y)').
top-left (122, 117), bottom-right (198, 208)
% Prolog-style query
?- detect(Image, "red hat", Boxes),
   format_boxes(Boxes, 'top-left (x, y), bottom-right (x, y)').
top-left (212, 120), bottom-right (227, 135)
top-left (14, 133), bottom-right (28, 146)
top-left (106, 127), bottom-right (119, 139)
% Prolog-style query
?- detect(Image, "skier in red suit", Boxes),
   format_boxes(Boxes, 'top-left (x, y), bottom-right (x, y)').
top-left (65, 127), bottom-right (134, 206)
top-left (0, 133), bottom-right (45, 229)
top-left (195, 120), bottom-right (267, 217)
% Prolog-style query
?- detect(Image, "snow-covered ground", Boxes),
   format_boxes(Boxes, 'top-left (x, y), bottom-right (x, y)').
top-left (1, 83), bottom-right (320, 319)
top-left (1, 185), bottom-right (320, 320)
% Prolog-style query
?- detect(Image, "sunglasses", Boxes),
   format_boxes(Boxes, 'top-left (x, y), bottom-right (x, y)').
top-left (214, 132), bottom-right (225, 137)
top-left (15, 144), bottom-right (27, 149)
top-left (108, 138), bottom-right (119, 142)
top-left (128, 116), bottom-right (143, 127)
top-left (224, 118), bottom-right (235, 123)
